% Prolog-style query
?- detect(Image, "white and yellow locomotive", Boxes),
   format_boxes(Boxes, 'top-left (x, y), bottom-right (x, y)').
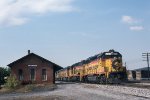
top-left (56, 50), bottom-right (127, 83)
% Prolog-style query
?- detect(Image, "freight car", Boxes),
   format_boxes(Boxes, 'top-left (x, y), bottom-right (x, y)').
top-left (56, 50), bottom-right (127, 84)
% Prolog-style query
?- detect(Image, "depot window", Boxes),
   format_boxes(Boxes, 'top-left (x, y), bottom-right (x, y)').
top-left (18, 69), bottom-right (23, 80)
top-left (42, 69), bottom-right (47, 81)
top-left (30, 68), bottom-right (35, 81)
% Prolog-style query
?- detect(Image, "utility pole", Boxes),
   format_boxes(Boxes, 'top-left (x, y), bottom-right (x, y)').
top-left (125, 62), bottom-right (127, 67)
top-left (142, 53), bottom-right (150, 80)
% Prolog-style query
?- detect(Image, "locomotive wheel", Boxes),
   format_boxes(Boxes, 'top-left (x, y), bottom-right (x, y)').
top-left (107, 75), bottom-right (114, 84)
top-left (96, 76), bottom-right (100, 84)
top-left (99, 76), bottom-right (103, 84)
top-left (107, 75), bottom-right (121, 84)
top-left (114, 77), bottom-right (120, 84)
top-left (84, 76), bottom-right (88, 83)
top-left (82, 77), bottom-right (85, 83)
top-left (107, 77), bottom-right (113, 84)
top-left (98, 75), bottom-right (106, 84)
top-left (114, 76), bottom-right (121, 84)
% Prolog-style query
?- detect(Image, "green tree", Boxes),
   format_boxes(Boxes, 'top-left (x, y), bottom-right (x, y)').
top-left (0, 67), bottom-right (11, 85)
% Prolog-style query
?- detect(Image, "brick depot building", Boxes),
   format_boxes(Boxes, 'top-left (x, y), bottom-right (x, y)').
top-left (7, 51), bottom-right (62, 84)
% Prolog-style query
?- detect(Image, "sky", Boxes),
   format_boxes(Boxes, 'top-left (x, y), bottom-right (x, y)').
top-left (0, 0), bottom-right (150, 70)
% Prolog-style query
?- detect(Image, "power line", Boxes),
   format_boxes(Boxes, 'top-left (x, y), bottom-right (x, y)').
top-left (142, 53), bottom-right (150, 80)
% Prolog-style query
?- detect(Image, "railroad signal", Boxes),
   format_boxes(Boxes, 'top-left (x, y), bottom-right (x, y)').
top-left (142, 53), bottom-right (150, 80)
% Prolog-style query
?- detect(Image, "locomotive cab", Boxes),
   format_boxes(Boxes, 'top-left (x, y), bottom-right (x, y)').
top-left (102, 50), bottom-right (127, 83)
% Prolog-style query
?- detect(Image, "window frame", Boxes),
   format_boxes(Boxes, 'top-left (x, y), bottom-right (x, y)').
top-left (42, 69), bottom-right (47, 81)
top-left (30, 68), bottom-right (36, 81)
top-left (18, 69), bottom-right (23, 81)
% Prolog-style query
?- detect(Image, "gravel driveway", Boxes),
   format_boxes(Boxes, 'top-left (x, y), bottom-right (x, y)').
top-left (0, 81), bottom-right (150, 100)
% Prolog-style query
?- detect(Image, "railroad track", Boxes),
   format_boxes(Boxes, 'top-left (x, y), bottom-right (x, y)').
top-left (119, 82), bottom-right (150, 89)
top-left (56, 81), bottom-right (150, 89)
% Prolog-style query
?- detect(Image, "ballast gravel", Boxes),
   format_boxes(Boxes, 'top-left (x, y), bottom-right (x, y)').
top-left (0, 82), bottom-right (150, 100)
top-left (82, 83), bottom-right (150, 99)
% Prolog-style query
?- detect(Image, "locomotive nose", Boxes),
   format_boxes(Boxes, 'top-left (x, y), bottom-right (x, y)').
top-left (112, 57), bottom-right (122, 70)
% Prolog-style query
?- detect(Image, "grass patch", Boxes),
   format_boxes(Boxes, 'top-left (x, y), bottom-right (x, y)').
top-left (0, 83), bottom-right (57, 94)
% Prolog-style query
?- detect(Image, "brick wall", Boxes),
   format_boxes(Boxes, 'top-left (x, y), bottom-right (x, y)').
top-left (10, 55), bottom-right (54, 84)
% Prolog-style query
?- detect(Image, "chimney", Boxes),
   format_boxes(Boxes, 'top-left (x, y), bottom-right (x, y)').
top-left (28, 50), bottom-right (30, 55)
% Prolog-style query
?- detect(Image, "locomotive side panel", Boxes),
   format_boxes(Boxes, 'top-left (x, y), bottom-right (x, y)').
top-left (84, 60), bottom-right (99, 75)
top-left (97, 59), bottom-right (105, 74)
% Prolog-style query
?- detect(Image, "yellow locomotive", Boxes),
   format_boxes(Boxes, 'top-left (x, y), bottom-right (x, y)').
top-left (56, 50), bottom-right (127, 83)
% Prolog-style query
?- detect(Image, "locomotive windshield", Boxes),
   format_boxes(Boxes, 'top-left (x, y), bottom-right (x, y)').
top-left (102, 51), bottom-right (122, 59)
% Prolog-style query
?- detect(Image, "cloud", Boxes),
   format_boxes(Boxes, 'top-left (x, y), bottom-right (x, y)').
top-left (121, 15), bottom-right (139, 24)
top-left (121, 15), bottom-right (144, 31)
top-left (0, 0), bottom-right (74, 26)
top-left (129, 26), bottom-right (144, 31)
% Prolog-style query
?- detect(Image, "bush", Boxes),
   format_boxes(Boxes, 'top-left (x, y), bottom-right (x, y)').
top-left (25, 84), bottom-right (34, 92)
top-left (5, 75), bottom-right (20, 89)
